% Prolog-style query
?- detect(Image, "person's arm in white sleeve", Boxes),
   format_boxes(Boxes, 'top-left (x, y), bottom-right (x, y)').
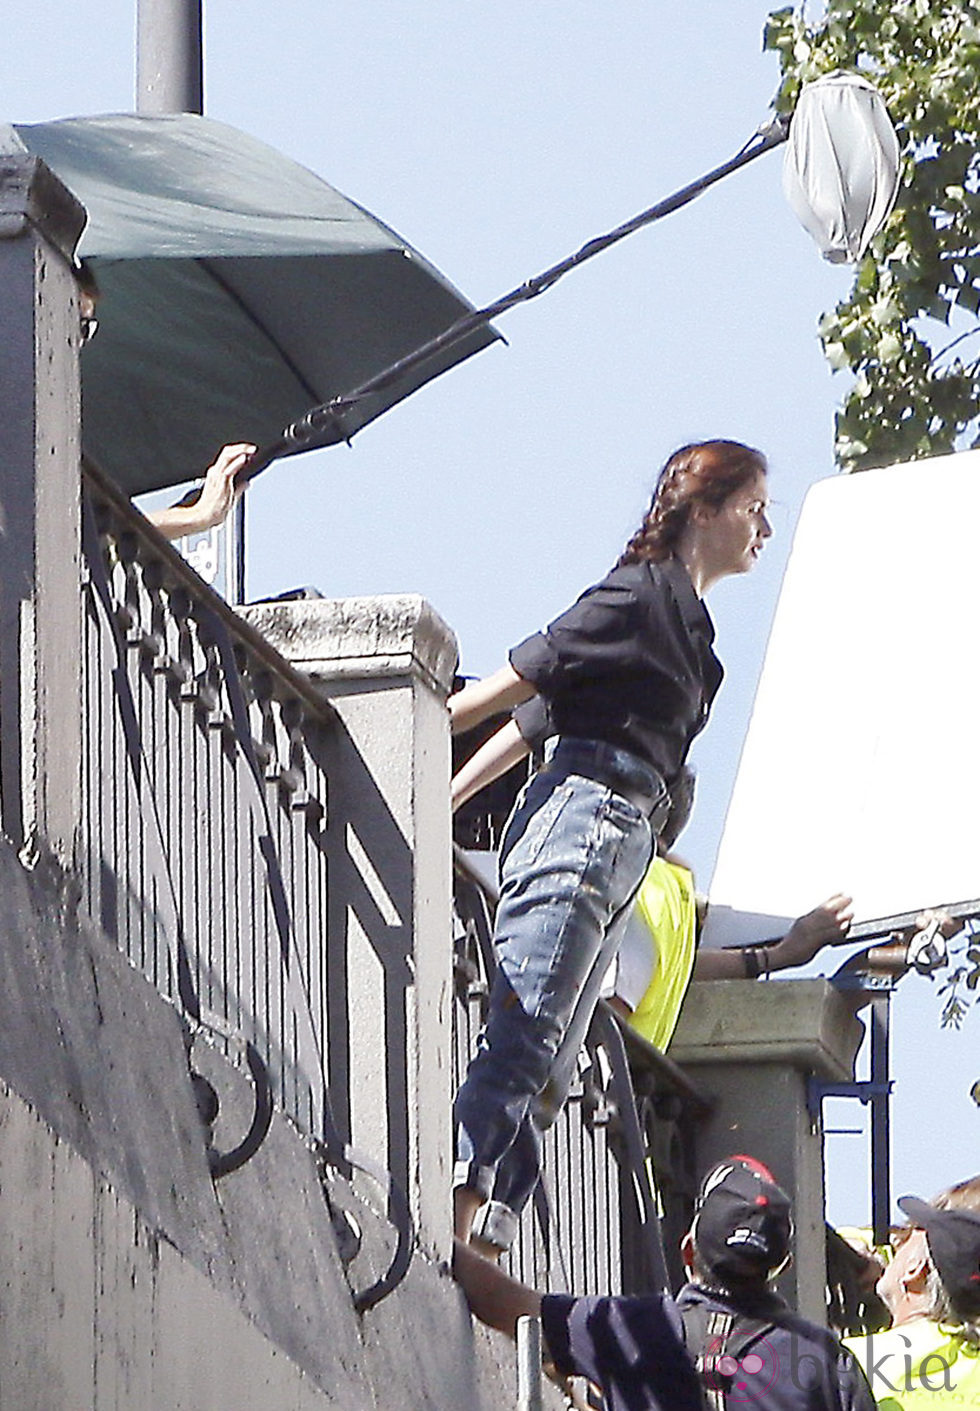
top-left (448, 665), bottom-right (535, 736)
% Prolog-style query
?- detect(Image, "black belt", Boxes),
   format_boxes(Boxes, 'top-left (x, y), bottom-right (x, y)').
top-left (544, 748), bottom-right (669, 825)
top-left (602, 774), bottom-right (670, 826)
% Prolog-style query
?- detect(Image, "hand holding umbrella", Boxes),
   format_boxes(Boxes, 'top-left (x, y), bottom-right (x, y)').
top-left (147, 442), bottom-right (256, 541)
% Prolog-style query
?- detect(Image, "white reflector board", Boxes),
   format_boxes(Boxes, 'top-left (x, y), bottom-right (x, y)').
top-left (705, 450), bottom-right (980, 947)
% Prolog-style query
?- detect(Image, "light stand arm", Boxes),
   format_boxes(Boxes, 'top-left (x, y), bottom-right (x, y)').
top-left (242, 114), bottom-right (790, 482)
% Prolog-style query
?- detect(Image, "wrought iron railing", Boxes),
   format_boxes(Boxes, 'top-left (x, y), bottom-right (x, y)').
top-left (453, 848), bottom-right (709, 1297)
top-left (79, 460), bottom-right (708, 1303)
top-left (79, 459), bottom-right (336, 1145)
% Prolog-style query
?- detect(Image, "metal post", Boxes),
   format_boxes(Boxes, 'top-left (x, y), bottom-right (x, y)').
top-left (136, 0), bottom-right (203, 115)
top-left (516, 1315), bottom-right (543, 1411)
top-left (232, 493), bottom-right (246, 604)
top-left (869, 992), bottom-right (892, 1246)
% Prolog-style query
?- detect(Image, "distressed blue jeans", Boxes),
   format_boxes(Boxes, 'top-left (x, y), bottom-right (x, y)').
top-left (453, 738), bottom-right (660, 1249)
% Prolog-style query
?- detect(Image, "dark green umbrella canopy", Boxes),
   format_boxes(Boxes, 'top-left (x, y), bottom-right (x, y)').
top-left (11, 113), bottom-right (497, 495)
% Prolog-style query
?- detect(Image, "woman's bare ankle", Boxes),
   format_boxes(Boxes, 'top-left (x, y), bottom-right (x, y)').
top-left (453, 1185), bottom-right (485, 1243)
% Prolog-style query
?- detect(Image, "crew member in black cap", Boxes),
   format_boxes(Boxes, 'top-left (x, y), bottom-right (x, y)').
top-left (453, 1153), bottom-right (874, 1411)
top-left (676, 1155), bottom-right (875, 1411)
top-left (846, 1181), bottom-right (980, 1406)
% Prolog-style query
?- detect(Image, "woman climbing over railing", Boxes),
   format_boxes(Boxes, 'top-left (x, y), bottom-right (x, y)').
top-left (449, 439), bottom-right (773, 1260)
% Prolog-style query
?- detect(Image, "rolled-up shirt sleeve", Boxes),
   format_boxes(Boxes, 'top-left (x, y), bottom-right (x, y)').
top-left (513, 695), bottom-right (551, 756)
top-left (508, 576), bottom-right (640, 696)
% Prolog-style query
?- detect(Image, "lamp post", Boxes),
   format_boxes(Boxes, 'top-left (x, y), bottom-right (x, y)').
top-left (136, 0), bottom-right (203, 118)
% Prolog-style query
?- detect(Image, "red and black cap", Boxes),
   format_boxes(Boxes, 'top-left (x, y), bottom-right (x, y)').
top-left (692, 1155), bottom-right (793, 1279)
top-left (898, 1197), bottom-right (980, 1319)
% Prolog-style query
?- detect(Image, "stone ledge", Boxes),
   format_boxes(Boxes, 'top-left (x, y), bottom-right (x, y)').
top-left (670, 977), bottom-right (863, 1082)
top-left (240, 595), bottom-right (458, 695)
top-left (0, 153), bottom-right (86, 262)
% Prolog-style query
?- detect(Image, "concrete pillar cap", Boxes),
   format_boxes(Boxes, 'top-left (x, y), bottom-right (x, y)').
top-left (240, 594), bottom-right (459, 695)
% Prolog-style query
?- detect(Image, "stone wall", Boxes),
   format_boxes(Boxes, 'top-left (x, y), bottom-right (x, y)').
top-left (0, 835), bottom-right (522, 1410)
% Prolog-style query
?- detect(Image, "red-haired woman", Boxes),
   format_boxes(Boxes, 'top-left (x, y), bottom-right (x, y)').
top-left (451, 440), bottom-right (773, 1256)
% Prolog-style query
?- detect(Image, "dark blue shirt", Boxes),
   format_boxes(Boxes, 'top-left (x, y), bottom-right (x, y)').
top-left (540, 1284), bottom-right (876, 1411)
top-left (674, 1284), bottom-right (877, 1411)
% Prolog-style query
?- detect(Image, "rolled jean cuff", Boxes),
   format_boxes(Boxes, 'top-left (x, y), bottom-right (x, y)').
top-left (471, 1199), bottom-right (520, 1252)
top-left (452, 1159), bottom-right (495, 1202)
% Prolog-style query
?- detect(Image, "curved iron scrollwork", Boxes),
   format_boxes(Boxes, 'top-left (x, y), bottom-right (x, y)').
top-left (84, 472), bottom-right (418, 1312)
top-left (83, 488), bottom-right (279, 1185)
top-left (315, 1138), bottom-right (416, 1314)
top-left (198, 1037), bottom-right (275, 1181)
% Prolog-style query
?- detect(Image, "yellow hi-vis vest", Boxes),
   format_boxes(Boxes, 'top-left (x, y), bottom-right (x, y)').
top-left (845, 1318), bottom-right (980, 1408)
top-left (626, 857), bottom-right (698, 1052)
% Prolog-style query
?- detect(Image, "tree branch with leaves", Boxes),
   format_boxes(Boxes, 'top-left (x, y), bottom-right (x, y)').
top-left (765, 1), bottom-right (980, 470)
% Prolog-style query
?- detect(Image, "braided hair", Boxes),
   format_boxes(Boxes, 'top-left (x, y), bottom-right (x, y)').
top-left (620, 440), bottom-right (768, 566)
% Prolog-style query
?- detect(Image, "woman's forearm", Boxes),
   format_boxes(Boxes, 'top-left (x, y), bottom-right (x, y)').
top-left (448, 664), bottom-right (535, 736)
top-left (145, 442), bottom-right (255, 542)
top-left (692, 947), bottom-right (752, 980)
top-left (147, 502), bottom-right (221, 540)
top-left (452, 718), bottom-right (531, 811)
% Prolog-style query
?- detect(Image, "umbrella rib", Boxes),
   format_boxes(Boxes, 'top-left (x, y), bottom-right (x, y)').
top-left (197, 257), bottom-right (324, 406)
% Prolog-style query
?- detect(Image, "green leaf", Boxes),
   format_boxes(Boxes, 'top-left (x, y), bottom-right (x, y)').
top-left (824, 341), bottom-right (852, 371)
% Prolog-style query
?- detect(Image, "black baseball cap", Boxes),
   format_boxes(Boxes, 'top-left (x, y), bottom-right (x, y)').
top-left (692, 1155), bottom-right (793, 1279)
top-left (898, 1196), bottom-right (980, 1319)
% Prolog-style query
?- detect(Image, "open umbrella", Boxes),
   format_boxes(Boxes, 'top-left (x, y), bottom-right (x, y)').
top-left (7, 112), bottom-right (498, 496)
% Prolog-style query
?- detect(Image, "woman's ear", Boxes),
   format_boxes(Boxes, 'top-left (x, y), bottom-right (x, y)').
top-left (688, 501), bottom-right (716, 526)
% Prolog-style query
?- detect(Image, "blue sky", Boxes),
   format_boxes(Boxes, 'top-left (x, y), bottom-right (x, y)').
top-left (6, 1), bottom-right (977, 1226)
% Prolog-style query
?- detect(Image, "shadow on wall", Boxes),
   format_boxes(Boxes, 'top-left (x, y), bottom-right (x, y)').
top-left (312, 709), bottom-right (416, 1202)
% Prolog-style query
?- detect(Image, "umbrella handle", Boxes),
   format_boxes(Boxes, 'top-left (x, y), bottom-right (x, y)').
top-left (170, 445), bottom-right (280, 502)
top-left (234, 423), bottom-right (339, 487)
